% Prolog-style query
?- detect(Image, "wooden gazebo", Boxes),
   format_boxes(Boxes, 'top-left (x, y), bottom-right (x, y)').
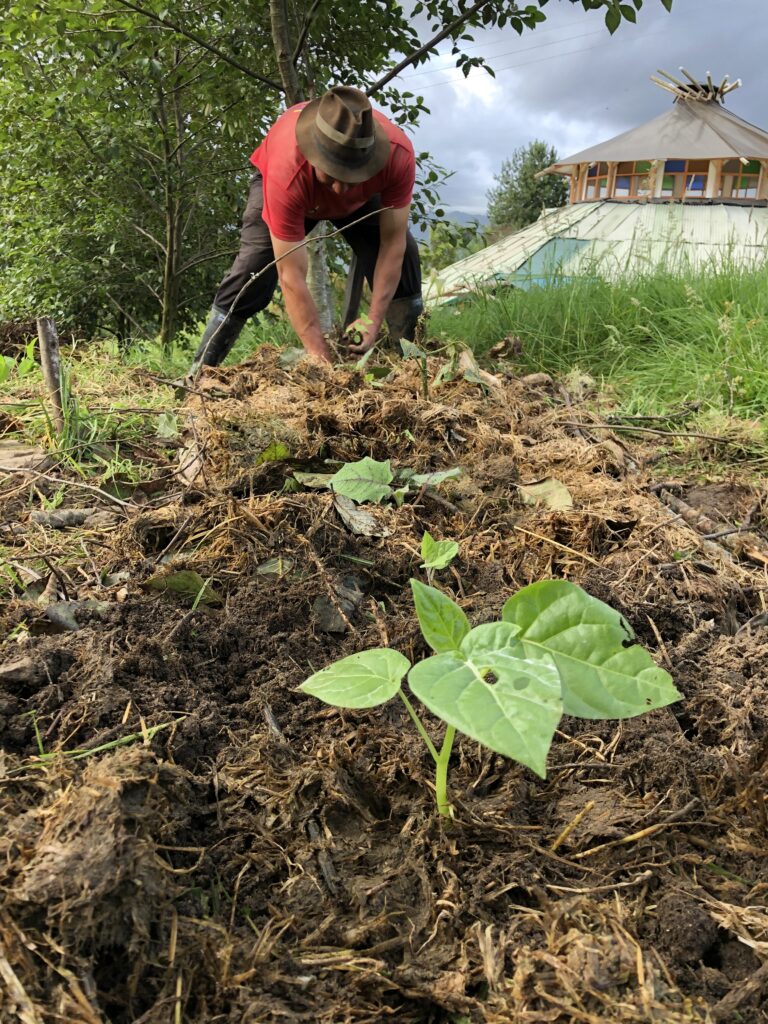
top-left (540, 71), bottom-right (768, 206)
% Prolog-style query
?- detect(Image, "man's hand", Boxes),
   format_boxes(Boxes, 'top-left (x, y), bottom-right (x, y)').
top-left (353, 205), bottom-right (410, 354)
top-left (270, 233), bottom-right (334, 363)
top-left (346, 314), bottom-right (377, 356)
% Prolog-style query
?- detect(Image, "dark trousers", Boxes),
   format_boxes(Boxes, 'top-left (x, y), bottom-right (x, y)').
top-left (214, 171), bottom-right (422, 319)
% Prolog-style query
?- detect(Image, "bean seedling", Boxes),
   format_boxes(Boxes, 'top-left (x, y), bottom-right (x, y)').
top-left (300, 579), bottom-right (681, 817)
top-left (420, 530), bottom-right (459, 584)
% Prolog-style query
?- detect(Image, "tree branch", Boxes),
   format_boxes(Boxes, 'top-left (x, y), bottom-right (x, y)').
top-left (109, 0), bottom-right (284, 93)
top-left (291, 0), bottom-right (323, 66)
top-left (367, 0), bottom-right (497, 96)
top-left (131, 222), bottom-right (167, 253)
top-left (167, 97), bottom-right (245, 161)
top-left (178, 248), bottom-right (238, 274)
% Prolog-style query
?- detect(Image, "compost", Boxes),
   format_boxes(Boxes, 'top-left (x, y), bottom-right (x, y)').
top-left (2, 349), bottom-right (767, 1023)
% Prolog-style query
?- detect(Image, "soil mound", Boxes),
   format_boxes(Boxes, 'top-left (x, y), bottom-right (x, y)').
top-left (1, 348), bottom-right (767, 1022)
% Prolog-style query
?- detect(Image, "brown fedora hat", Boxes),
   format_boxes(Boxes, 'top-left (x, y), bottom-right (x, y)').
top-left (295, 86), bottom-right (390, 184)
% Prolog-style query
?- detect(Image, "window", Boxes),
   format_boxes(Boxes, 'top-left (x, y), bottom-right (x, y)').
top-left (684, 160), bottom-right (709, 197)
top-left (661, 160), bottom-right (685, 198)
top-left (719, 159), bottom-right (762, 199)
top-left (613, 160), bottom-right (652, 198)
top-left (584, 162), bottom-right (609, 200)
top-left (658, 160), bottom-right (710, 198)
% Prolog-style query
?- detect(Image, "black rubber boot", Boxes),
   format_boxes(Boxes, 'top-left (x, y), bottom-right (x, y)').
top-left (385, 295), bottom-right (424, 347)
top-left (188, 306), bottom-right (248, 374)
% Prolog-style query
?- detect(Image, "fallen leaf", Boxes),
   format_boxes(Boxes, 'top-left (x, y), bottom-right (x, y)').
top-left (518, 478), bottom-right (573, 510)
top-left (143, 570), bottom-right (223, 605)
top-left (255, 556), bottom-right (295, 578)
top-left (333, 494), bottom-right (391, 537)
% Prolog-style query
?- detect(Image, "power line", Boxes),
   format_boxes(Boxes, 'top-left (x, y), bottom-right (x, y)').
top-left (398, 25), bottom-right (607, 82)
top-left (409, 29), bottom-right (667, 94)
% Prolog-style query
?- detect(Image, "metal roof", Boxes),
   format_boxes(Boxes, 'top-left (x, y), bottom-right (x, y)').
top-left (425, 202), bottom-right (768, 303)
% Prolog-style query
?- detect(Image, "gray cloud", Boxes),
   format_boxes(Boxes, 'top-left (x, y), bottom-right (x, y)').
top-left (386, 0), bottom-right (765, 214)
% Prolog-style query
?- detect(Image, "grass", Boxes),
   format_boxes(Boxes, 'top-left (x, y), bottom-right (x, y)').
top-left (4, 266), bottom-right (767, 493)
top-left (429, 263), bottom-right (768, 421)
top-left (124, 309), bottom-right (296, 378)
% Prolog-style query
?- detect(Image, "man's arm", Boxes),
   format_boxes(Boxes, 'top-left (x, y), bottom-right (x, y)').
top-left (348, 205), bottom-right (410, 355)
top-left (270, 234), bottom-right (334, 362)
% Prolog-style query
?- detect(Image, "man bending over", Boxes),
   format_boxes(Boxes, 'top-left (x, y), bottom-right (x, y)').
top-left (189, 85), bottom-right (423, 372)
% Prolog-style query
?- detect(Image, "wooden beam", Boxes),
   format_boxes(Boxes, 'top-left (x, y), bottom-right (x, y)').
top-left (758, 162), bottom-right (768, 201)
top-left (705, 159), bottom-right (720, 199)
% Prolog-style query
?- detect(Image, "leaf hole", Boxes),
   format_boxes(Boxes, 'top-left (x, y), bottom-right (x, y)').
top-left (512, 677), bottom-right (528, 691)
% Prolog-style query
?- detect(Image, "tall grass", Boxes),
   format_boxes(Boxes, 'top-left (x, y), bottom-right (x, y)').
top-left (125, 311), bottom-right (296, 378)
top-left (429, 262), bottom-right (768, 418)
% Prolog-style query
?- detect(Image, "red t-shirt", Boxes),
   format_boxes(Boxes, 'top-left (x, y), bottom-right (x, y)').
top-left (250, 104), bottom-right (415, 241)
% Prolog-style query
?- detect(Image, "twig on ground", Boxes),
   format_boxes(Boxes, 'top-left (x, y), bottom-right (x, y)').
top-left (571, 799), bottom-right (700, 860)
top-left (512, 525), bottom-right (601, 567)
top-left (560, 421), bottom-right (753, 446)
top-left (0, 466), bottom-right (134, 510)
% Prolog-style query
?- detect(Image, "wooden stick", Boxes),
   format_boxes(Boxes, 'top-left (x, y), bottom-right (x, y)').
top-left (656, 68), bottom-right (689, 91)
top-left (36, 316), bottom-right (65, 433)
top-left (0, 949), bottom-right (43, 1024)
top-left (650, 76), bottom-right (683, 99)
top-left (679, 67), bottom-right (700, 89)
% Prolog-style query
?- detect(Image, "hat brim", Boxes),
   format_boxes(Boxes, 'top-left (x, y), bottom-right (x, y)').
top-left (295, 99), bottom-right (391, 184)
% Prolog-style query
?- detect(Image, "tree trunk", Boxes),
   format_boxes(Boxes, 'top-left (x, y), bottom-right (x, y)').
top-left (158, 49), bottom-right (185, 350)
top-left (160, 217), bottom-right (180, 349)
top-left (269, 0), bottom-right (301, 105)
top-left (306, 225), bottom-right (334, 331)
top-left (269, 0), bottom-right (333, 331)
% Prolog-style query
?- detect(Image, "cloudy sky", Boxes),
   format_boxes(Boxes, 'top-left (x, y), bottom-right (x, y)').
top-left (389, 0), bottom-right (765, 215)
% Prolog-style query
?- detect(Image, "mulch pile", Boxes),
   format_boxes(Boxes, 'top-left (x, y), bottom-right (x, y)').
top-left (1, 347), bottom-right (767, 1023)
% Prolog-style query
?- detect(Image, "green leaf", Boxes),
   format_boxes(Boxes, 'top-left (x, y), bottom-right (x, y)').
top-left (143, 569), bottom-right (222, 605)
top-left (660, 0), bottom-right (673, 10)
top-left (420, 531), bottom-right (459, 570)
top-left (300, 648), bottom-right (410, 708)
top-left (408, 621), bottom-right (562, 776)
top-left (293, 471), bottom-right (335, 489)
top-left (605, 5), bottom-right (621, 32)
top-left (401, 339), bottom-right (426, 360)
top-left (619, 3), bottom-right (637, 21)
top-left (256, 441), bottom-right (291, 464)
top-left (329, 457), bottom-right (393, 504)
top-left (156, 412), bottom-right (178, 439)
top-left (501, 580), bottom-right (681, 719)
top-left (410, 578), bottom-right (469, 653)
top-left (410, 467), bottom-right (462, 488)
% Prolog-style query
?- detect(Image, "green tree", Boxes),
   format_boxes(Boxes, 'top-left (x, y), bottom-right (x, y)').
top-left (487, 141), bottom-right (568, 232)
top-left (421, 220), bottom-right (487, 273)
top-left (0, 0), bottom-right (672, 346)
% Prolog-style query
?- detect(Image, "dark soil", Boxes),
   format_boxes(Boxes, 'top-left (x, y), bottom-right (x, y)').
top-left (2, 349), bottom-right (767, 1023)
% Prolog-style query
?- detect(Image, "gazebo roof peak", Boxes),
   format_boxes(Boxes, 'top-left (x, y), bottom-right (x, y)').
top-left (651, 67), bottom-right (742, 105)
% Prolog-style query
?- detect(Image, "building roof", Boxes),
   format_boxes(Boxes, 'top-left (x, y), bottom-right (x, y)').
top-left (543, 99), bottom-right (768, 174)
top-left (425, 201), bottom-right (768, 303)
